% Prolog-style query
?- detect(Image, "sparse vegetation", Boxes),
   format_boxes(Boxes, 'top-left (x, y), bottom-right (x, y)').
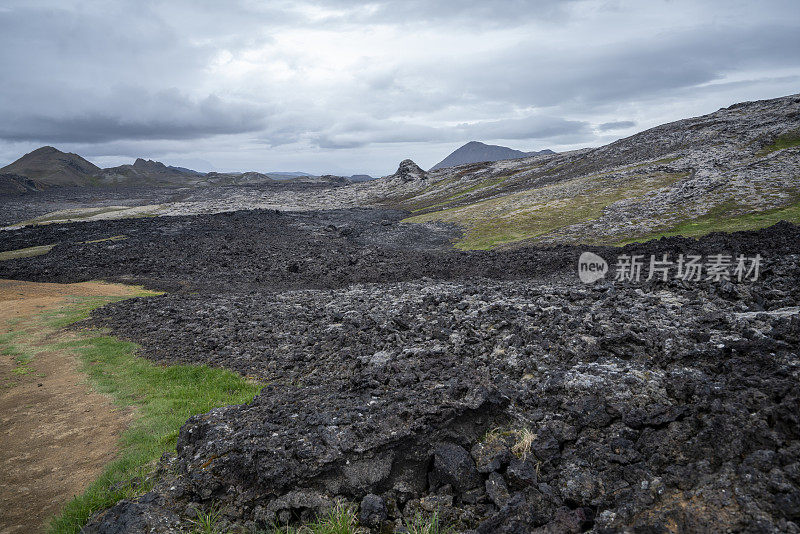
top-left (268, 504), bottom-right (358, 534)
top-left (405, 171), bottom-right (688, 249)
top-left (510, 427), bottom-right (536, 460)
top-left (14, 206), bottom-right (160, 227)
top-left (28, 295), bottom-right (265, 534)
top-left (616, 197), bottom-right (800, 245)
top-left (483, 426), bottom-right (537, 461)
top-left (404, 510), bottom-right (451, 534)
top-left (260, 503), bottom-right (450, 534)
top-left (0, 244), bottom-right (55, 261)
top-left (190, 503), bottom-right (224, 534)
top-left (757, 130), bottom-right (800, 156)
top-left (83, 235), bottom-right (127, 244)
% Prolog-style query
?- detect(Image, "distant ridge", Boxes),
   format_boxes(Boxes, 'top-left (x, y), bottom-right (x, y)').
top-left (0, 146), bottom-right (328, 191)
top-left (430, 141), bottom-right (554, 171)
top-left (0, 146), bottom-right (100, 186)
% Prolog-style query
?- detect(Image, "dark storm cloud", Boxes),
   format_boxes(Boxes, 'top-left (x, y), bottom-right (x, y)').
top-left (310, 114), bottom-right (591, 149)
top-left (0, 91), bottom-right (268, 143)
top-left (0, 3), bottom-right (260, 143)
top-left (458, 116), bottom-right (591, 141)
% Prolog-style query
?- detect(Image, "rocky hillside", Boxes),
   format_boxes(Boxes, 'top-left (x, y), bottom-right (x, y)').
top-left (98, 158), bottom-right (202, 186)
top-left (0, 173), bottom-right (47, 195)
top-left (430, 141), bottom-right (553, 171)
top-left (373, 94), bottom-right (800, 248)
top-left (0, 146), bottom-right (100, 187)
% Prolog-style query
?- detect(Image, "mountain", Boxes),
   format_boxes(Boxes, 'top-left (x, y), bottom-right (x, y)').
top-left (429, 141), bottom-right (553, 171)
top-left (374, 93), bottom-right (800, 249)
top-left (0, 173), bottom-right (48, 195)
top-left (348, 174), bottom-right (374, 182)
top-left (0, 146), bottom-right (336, 191)
top-left (98, 158), bottom-right (200, 185)
top-left (0, 146), bottom-right (100, 186)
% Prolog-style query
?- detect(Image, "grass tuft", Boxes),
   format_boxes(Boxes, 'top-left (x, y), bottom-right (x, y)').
top-left (190, 503), bottom-right (224, 534)
top-left (404, 510), bottom-right (451, 534)
top-left (269, 503), bottom-right (358, 534)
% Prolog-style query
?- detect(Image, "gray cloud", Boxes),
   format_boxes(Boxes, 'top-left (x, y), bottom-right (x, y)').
top-left (458, 116), bottom-right (592, 141)
top-left (0, 0), bottom-right (798, 174)
top-left (0, 89), bottom-right (269, 143)
top-left (315, 0), bottom-right (579, 27)
top-left (439, 23), bottom-right (800, 111)
top-left (598, 121), bottom-right (636, 131)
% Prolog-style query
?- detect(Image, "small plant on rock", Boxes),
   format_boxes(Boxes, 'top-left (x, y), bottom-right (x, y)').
top-left (268, 503), bottom-right (358, 534)
top-left (190, 503), bottom-right (223, 534)
top-left (510, 427), bottom-right (536, 460)
top-left (404, 510), bottom-right (451, 534)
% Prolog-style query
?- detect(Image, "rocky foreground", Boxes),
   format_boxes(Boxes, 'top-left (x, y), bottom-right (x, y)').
top-left (1, 211), bottom-right (798, 532)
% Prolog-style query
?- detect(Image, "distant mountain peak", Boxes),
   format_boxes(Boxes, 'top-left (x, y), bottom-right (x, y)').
top-left (430, 141), bottom-right (553, 171)
top-left (30, 145), bottom-right (60, 154)
top-left (0, 145), bottom-right (100, 187)
top-left (132, 158), bottom-right (169, 171)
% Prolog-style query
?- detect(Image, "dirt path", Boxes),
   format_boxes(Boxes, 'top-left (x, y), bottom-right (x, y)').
top-left (0, 280), bottom-right (144, 534)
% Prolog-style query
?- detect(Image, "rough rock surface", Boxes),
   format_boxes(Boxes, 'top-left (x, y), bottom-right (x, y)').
top-left (3, 212), bottom-right (797, 532)
top-left (84, 267), bottom-right (800, 532)
top-left (388, 159), bottom-right (428, 183)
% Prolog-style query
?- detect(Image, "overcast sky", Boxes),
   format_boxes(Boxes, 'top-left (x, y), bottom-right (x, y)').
top-left (1, 0), bottom-right (799, 176)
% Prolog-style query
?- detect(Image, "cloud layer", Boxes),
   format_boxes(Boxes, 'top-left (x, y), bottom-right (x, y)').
top-left (1, 0), bottom-right (799, 174)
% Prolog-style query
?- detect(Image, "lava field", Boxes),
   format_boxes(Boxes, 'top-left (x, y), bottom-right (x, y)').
top-left (1, 210), bottom-right (799, 533)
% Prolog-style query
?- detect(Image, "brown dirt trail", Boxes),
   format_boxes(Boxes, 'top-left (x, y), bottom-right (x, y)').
top-left (0, 280), bottom-right (142, 534)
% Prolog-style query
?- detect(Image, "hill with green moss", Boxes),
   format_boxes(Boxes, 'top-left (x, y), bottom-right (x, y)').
top-left (361, 93), bottom-right (800, 248)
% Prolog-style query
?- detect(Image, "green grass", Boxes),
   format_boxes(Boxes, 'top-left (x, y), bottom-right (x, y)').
top-left (448, 176), bottom-right (508, 198)
top-left (42, 296), bottom-right (263, 534)
top-left (189, 503), bottom-right (225, 534)
top-left (411, 177), bottom-right (510, 212)
top-left (406, 171), bottom-right (688, 249)
top-left (42, 295), bottom-right (141, 329)
top-left (757, 130), bottom-right (800, 157)
top-left (269, 504), bottom-right (359, 534)
top-left (0, 244), bottom-right (55, 261)
top-left (616, 199), bottom-right (800, 246)
top-left (404, 511), bottom-right (451, 534)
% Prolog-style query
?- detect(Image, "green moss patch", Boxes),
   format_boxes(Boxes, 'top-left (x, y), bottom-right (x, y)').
top-left (757, 130), bottom-right (800, 157)
top-left (405, 172), bottom-right (687, 249)
top-left (0, 244), bottom-right (55, 261)
top-left (615, 199), bottom-right (800, 246)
